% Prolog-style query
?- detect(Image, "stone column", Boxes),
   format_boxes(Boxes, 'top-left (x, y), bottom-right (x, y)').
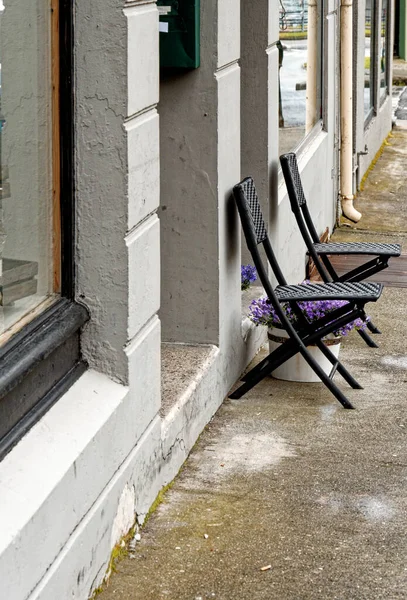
top-left (160, 0), bottom-right (241, 347)
top-left (240, 0), bottom-right (280, 269)
top-left (76, 0), bottom-right (161, 440)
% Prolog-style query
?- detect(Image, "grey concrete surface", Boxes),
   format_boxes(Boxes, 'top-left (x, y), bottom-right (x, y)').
top-left (98, 287), bottom-right (407, 600)
top-left (161, 344), bottom-right (215, 417)
top-left (395, 88), bottom-right (407, 121)
top-left (97, 126), bottom-right (407, 600)
top-left (393, 58), bottom-right (407, 86)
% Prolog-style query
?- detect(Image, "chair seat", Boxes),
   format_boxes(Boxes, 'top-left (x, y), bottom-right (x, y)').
top-left (312, 241), bottom-right (401, 257)
top-left (275, 281), bottom-right (383, 302)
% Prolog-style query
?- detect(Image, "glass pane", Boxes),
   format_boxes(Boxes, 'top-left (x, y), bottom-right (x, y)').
top-left (279, 0), bottom-right (322, 156)
top-left (379, 0), bottom-right (388, 96)
top-left (0, 0), bottom-right (54, 338)
top-left (364, 0), bottom-right (374, 119)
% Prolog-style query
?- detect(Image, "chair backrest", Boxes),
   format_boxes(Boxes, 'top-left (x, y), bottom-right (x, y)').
top-left (280, 152), bottom-right (333, 282)
top-left (279, 152), bottom-right (307, 209)
top-left (233, 177), bottom-right (302, 339)
top-left (280, 152), bottom-right (320, 241)
top-left (238, 178), bottom-right (268, 245)
top-left (233, 177), bottom-right (286, 296)
top-left (280, 152), bottom-right (319, 246)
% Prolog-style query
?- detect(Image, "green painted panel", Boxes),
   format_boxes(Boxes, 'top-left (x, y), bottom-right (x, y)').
top-left (157, 0), bottom-right (200, 69)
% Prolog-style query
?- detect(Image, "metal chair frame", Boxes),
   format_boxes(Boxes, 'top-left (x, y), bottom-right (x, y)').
top-left (231, 177), bottom-right (383, 409)
top-left (280, 152), bottom-right (401, 348)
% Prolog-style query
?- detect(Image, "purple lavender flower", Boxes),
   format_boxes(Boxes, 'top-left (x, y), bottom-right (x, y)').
top-left (241, 265), bottom-right (257, 290)
top-left (248, 280), bottom-right (369, 337)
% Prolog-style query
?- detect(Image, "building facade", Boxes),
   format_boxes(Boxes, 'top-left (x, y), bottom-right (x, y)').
top-left (0, 0), bottom-right (393, 598)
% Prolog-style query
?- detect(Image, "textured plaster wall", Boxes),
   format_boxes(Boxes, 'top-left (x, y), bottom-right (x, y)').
top-left (160, 0), bottom-right (243, 361)
top-left (75, 0), bottom-right (129, 381)
top-left (75, 0), bottom-right (160, 384)
top-left (159, 0), bottom-right (219, 344)
top-left (240, 0), bottom-right (275, 210)
top-left (240, 0), bottom-right (280, 266)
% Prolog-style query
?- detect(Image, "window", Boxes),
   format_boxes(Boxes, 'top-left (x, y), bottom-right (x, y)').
top-left (379, 0), bottom-right (389, 99)
top-left (364, 0), bottom-right (375, 120)
top-left (0, 0), bottom-right (56, 338)
top-left (279, 0), bottom-right (323, 155)
top-left (0, 0), bottom-right (88, 459)
top-left (364, 0), bottom-right (391, 123)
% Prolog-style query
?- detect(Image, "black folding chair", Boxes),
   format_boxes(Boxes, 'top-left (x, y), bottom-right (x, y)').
top-left (280, 152), bottom-right (401, 348)
top-left (231, 177), bottom-right (383, 409)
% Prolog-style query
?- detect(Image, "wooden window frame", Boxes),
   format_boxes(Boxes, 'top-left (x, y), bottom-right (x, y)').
top-left (0, 0), bottom-right (88, 460)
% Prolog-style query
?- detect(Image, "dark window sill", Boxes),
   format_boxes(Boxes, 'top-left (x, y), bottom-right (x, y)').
top-left (0, 298), bottom-right (89, 459)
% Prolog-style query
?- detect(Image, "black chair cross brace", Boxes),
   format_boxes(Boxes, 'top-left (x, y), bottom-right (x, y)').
top-left (231, 177), bottom-right (383, 409)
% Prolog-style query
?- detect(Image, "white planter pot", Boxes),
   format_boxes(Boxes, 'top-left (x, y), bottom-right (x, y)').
top-left (268, 327), bottom-right (341, 383)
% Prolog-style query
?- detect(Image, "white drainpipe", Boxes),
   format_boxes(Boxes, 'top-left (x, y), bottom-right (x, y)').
top-left (305, 0), bottom-right (318, 134)
top-left (340, 0), bottom-right (362, 222)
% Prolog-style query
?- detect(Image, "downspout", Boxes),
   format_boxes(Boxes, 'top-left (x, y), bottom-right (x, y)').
top-left (340, 0), bottom-right (362, 222)
top-left (305, 0), bottom-right (318, 134)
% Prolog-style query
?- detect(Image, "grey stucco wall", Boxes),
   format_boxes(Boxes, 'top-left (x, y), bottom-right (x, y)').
top-left (75, 0), bottom-right (129, 381)
top-left (240, 0), bottom-right (280, 268)
top-left (159, 0), bottom-right (220, 345)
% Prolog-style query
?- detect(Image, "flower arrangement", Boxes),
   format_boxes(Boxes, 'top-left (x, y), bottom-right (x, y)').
top-left (249, 281), bottom-right (369, 337)
top-left (241, 265), bottom-right (257, 290)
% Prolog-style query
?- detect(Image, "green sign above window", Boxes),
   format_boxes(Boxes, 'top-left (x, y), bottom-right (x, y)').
top-left (157, 0), bottom-right (200, 69)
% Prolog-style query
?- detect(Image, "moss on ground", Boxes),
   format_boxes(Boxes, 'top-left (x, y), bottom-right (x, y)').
top-left (359, 132), bottom-right (392, 192)
top-left (89, 525), bottom-right (137, 599)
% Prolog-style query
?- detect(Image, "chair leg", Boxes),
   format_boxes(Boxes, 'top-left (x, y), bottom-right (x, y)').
top-left (367, 320), bottom-right (381, 334)
top-left (230, 344), bottom-right (354, 409)
top-left (298, 347), bottom-right (354, 409)
top-left (357, 328), bottom-right (379, 348)
top-left (315, 341), bottom-right (363, 389)
top-left (229, 354), bottom-right (282, 399)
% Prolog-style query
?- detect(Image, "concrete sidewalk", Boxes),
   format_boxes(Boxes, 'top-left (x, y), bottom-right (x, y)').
top-left (96, 128), bottom-right (407, 600)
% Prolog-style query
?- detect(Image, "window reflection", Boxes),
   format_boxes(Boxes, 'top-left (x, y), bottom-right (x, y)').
top-left (0, 1), bottom-right (54, 337)
top-left (279, 0), bottom-right (322, 156)
top-left (364, 0), bottom-right (374, 119)
top-left (380, 0), bottom-right (388, 95)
